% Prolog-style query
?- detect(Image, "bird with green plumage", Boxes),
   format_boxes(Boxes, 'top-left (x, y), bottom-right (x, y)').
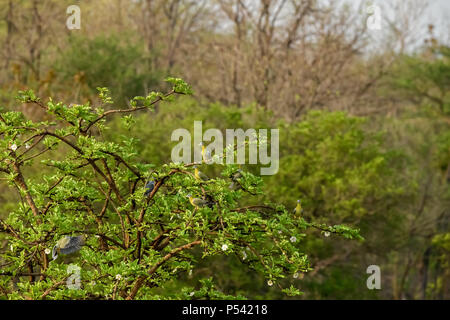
top-left (52, 235), bottom-right (86, 261)
top-left (293, 199), bottom-right (304, 217)
top-left (187, 194), bottom-right (212, 209)
top-left (199, 142), bottom-right (211, 163)
top-left (229, 168), bottom-right (243, 190)
top-left (193, 165), bottom-right (209, 181)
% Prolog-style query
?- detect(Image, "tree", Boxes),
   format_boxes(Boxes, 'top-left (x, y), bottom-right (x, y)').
top-left (0, 78), bottom-right (361, 299)
top-left (383, 43), bottom-right (450, 299)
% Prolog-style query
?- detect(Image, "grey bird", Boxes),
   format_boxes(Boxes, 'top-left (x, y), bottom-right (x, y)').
top-left (144, 180), bottom-right (155, 197)
top-left (229, 169), bottom-right (243, 190)
top-left (52, 235), bottom-right (86, 260)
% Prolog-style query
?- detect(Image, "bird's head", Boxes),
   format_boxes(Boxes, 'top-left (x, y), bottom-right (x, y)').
top-left (79, 234), bottom-right (87, 244)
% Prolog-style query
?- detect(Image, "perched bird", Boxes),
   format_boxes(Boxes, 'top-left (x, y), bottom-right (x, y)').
top-left (52, 235), bottom-right (86, 261)
top-left (231, 168), bottom-right (243, 181)
top-left (144, 180), bottom-right (155, 197)
top-left (194, 165), bottom-right (209, 181)
top-left (199, 142), bottom-right (208, 163)
top-left (229, 168), bottom-right (243, 190)
top-left (293, 200), bottom-right (304, 217)
top-left (187, 194), bottom-right (212, 209)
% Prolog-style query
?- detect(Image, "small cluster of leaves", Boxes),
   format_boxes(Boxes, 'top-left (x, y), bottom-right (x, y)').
top-left (165, 77), bottom-right (193, 95)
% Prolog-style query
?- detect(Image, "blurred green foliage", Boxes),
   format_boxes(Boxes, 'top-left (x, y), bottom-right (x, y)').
top-left (56, 35), bottom-right (163, 104)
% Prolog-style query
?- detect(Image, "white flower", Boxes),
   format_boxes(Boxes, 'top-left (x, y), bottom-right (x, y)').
top-left (242, 251), bottom-right (247, 260)
top-left (10, 144), bottom-right (18, 151)
top-left (115, 274), bottom-right (122, 281)
top-left (44, 248), bottom-right (51, 255)
top-left (221, 244), bottom-right (228, 251)
top-left (25, 144), bottom-right (30, 149)
top-left (267, 280), bottom-right (273, 286)
top-left (290, 236), bottom-right (297, 243)
top-left (324, 231), bottom-right (330, 237)
top-left (189, 291), bottom-right (195, 296)
top-left (95, 235), bottom-right (100, 238)
top-left (293, 272), bottom-right (299, 279)
top-left (278, 230), bottom-right (282, 234)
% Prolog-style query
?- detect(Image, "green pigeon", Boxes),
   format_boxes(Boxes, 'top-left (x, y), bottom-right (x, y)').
top-left (187, 194), bottom-right (212, 209)
top-left (52, 235), bottom-right (86, 260)
top-left (229, 168), bottom-right (243, 190)
top-left (194, 165), bottom-right (209, 181)
top-left (293, 199), bottom-right (304, 217)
